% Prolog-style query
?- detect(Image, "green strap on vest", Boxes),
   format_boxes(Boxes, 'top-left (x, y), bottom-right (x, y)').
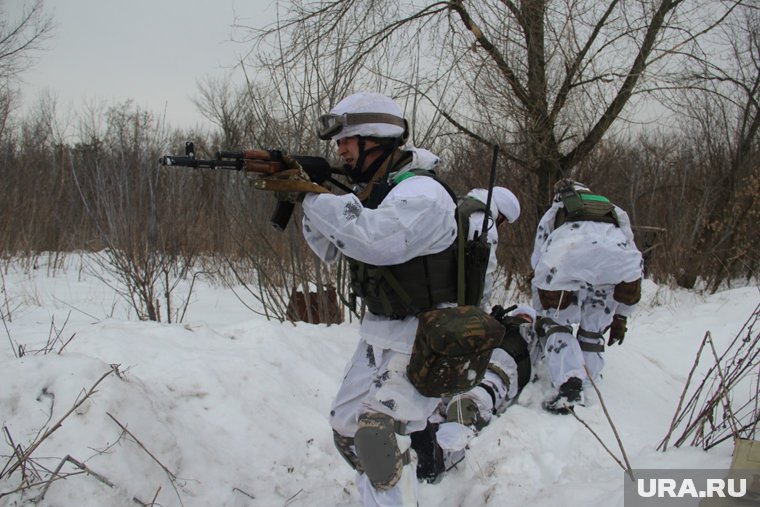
top-left (581, 194), bottom-right (611, 203)
top-left (391, 171), bottom-right (417, 185)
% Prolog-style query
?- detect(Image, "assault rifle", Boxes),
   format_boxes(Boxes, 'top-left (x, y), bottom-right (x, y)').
top-left (160, 142), bottom-right (348, 231)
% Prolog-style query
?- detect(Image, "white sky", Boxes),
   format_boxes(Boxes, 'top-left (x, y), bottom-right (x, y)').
top-left (10, 0), bottom-right (278, 129)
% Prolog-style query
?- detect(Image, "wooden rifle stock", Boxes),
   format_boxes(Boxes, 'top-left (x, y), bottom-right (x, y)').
top-left (160, 142), bottom-right (337, 232)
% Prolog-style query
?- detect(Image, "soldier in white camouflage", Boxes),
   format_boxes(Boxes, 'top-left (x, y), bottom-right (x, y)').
top-left (530, 178), bottom-right (644, 414)
top-left (303, 92), bottom-right (461, 506)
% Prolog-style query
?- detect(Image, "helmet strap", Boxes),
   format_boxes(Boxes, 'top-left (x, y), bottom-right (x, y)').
top-left (354, 140), bottom-right (404, 203)
top-left (344, 137), bottom-right (399, 184)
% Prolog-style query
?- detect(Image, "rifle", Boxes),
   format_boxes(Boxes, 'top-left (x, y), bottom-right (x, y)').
top-left (160, 142), bottom-right (345, 231)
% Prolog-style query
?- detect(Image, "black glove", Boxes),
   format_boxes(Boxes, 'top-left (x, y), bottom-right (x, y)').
top-left (294, 155), bottom-right (332, 185)
top-left (490, 304), bottom-right (516, 324)
top-left (607, 314), bottom-right (627, 346)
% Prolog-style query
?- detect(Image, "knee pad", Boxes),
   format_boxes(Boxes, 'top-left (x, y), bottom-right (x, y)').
top-left (613, 278), bottom-right (641, 305)
top-left (538, 289), bottom-right (576, 310)
top-left (354, 413), bottom-right (410, 491)
top-left (333, 430), bottom-right (363, 472)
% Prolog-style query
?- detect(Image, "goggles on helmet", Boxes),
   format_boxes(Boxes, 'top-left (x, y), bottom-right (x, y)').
top-left (316, 112), bottom-right (407, 140)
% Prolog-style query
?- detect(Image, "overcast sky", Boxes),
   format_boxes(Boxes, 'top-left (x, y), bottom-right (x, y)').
top-left (11, 0), bottom-right (277, 130)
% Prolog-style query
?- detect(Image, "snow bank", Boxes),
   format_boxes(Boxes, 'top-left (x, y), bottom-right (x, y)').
top-left (1, 258), bottom-right (756, 506)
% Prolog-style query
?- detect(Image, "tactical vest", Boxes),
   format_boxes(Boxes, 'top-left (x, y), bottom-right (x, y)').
top-left (554, 186), bottom-right (619, 229)
top-left (347, 169), bottom-right (460, 318)
top-left (348, 169), bottom-right (488, 319)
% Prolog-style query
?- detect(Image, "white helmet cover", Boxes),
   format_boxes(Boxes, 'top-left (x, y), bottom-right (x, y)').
top-left (323, 92), bottom-right (407, 141)
top-left (553, 178), bottom-right (590, 202)
top-left (467, 187), bottom-right (521, 223)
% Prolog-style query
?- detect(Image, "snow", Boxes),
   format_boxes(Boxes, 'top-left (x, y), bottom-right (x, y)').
top-left (0, 254), bottom-right (757, 506)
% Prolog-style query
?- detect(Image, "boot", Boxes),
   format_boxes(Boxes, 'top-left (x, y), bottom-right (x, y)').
top-left (542, 376), bottom-right (584, 415)
top-left (410, 422), bottom-right (445, 484)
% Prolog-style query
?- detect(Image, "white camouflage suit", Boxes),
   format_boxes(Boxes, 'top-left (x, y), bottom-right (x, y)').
top-left (431, 187), bottom-right (530, 469)
top-left (447, 188), bottom-right (523, 423)
top-left (530, 191), bottom-right (644, 388)
top-left (302, 146), bottom-right (456, 507)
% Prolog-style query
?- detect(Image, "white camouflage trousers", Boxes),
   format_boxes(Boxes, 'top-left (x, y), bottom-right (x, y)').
top-left (330, 338), bottom-right (441, 507)
top-left (533, 283), bottom-right (618, 386)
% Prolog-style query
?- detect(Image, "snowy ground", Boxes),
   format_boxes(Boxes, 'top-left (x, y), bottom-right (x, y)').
top-left (0, 254), bottom-right (757, 506)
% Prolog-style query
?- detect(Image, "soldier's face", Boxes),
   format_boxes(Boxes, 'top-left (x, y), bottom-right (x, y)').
top-left (336, 136), bottom-right (381, 172)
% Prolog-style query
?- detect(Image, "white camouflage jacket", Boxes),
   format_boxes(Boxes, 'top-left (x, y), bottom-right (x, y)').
top-left (301, 147), bottom-right (457, 353)
top-left (530, 199), bottom-right (643, 294)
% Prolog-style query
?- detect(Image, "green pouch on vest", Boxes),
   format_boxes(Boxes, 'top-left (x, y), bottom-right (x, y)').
top-left (408, 306), bottom-right (505, 398)
top-left (558, 186), bottom-right (585, 220)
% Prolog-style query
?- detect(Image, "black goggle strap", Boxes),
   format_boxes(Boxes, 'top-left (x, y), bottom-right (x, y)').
top-left (317, 112), bottom-right (407, 140)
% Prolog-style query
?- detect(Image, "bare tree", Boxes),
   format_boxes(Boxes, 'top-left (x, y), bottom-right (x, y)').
top-left (0, 0), bottom-right (54, 187)
top-left (684, 5), bottom-right (760, 290)
top-left (649, 4), bottom-right (760, 289)
top-left (0, 0), bottom-right (54, 80)
top-left (193, 75), bottom-right (247, 148)
top-left (71, 101), bottom-right (204, 322)
top-left (239, 0), bottom-right (745, 212)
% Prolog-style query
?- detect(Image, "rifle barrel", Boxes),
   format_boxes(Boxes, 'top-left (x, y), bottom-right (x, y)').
top-left (159, 155), bottom-right (243, 170)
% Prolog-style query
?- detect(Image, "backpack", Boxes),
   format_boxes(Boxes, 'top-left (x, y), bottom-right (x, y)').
top-left (408, 305), bottom-right (505, 397)
top-left (554, 183), bottom-right (619, 229)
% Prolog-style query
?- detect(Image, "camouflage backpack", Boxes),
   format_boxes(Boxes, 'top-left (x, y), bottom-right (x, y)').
top-left (408, 305), bottom-right (505, 398)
